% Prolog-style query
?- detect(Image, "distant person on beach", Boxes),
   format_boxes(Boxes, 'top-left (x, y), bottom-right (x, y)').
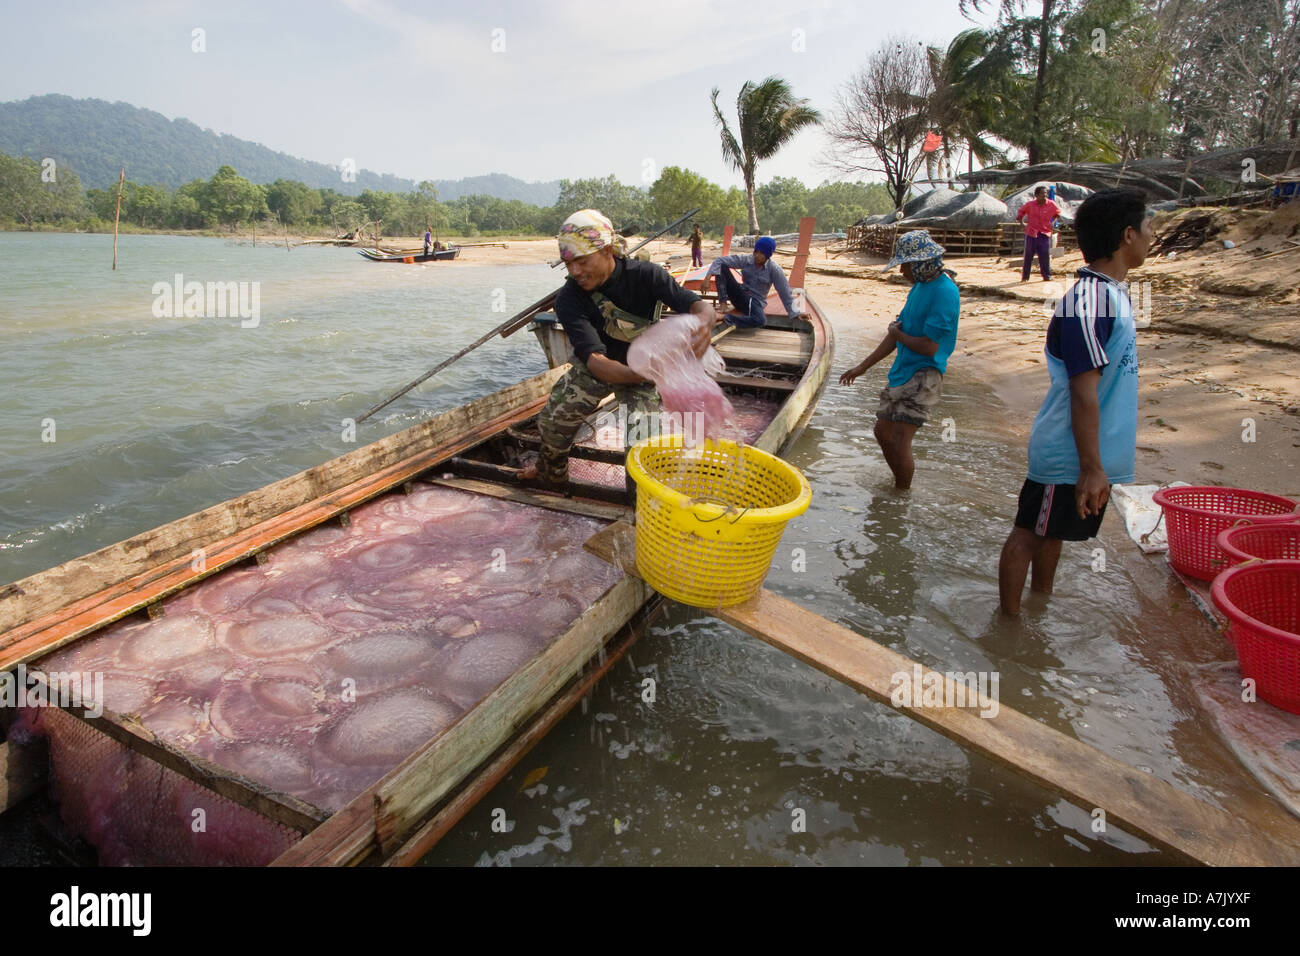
top-left (838, 230), bottom-right (960, 490)
top-left (689, 225), bottom-right (704, 267)
top-left (1017, 185), bottom-right (1061, 281)
top-left (424, 225), bottom-right (432, 256)
top-left (517, 209), bottom-right (719, 488)
top-left (998, 188), bottom-right (1152, 615)
top-left (700, 236), bottom-right (806, 329)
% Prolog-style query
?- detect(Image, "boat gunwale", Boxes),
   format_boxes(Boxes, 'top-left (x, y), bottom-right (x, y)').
top-left (4, 295), bottom-right (833, 867)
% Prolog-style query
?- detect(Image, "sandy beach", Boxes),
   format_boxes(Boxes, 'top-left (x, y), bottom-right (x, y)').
top-left (333, 227), bottom-right (1300, 499)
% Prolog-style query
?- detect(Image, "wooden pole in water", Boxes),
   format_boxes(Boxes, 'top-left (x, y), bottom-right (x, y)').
top-left (112, 167), bottom-right (124, 270)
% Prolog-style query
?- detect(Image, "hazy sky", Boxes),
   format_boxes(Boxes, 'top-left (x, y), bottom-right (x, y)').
top-left (1, 0), bottom-right (991, 190)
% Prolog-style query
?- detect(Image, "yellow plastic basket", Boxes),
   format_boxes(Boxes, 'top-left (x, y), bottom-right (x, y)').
top-left (625, 436), bottom-right (812, 608)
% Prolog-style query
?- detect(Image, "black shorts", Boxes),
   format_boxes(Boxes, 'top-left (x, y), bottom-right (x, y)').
top-left (1013, 479), bottom-right (1108, 541)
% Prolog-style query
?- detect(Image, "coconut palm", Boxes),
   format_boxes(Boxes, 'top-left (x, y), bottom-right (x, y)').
top-left (925, 29), bottom-right (1011, 181)
top-left (710, 77), bottom-right (821, 234)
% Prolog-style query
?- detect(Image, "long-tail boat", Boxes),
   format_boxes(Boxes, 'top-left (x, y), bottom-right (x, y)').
top-left (359, 247), bottom-right (461, 263)
top-left (0, 222), bottom-right (832, 866)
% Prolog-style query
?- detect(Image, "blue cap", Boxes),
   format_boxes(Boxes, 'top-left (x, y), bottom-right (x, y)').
top-left (754, 236), bottom-right (776, 257)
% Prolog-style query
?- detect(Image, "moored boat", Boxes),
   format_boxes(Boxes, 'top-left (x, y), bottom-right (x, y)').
top-left (0, 225), bottom-right (833, 866)
top-left (359, 247), bottom-right (461, 263)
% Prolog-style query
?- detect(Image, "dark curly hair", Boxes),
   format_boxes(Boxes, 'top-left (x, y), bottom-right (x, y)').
top-left (1074, 188), bottom-right (1147, 263)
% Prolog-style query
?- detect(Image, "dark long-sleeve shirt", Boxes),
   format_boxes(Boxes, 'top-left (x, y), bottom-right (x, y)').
top-left (555, 257), bottom-right (701, 366)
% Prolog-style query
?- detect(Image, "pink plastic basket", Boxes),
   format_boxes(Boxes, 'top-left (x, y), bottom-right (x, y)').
top-left (1211, 560), bottom-right (1300, 714)
top-left (1216, 521), bottom-right (1300, 566)
top-left (1152, 486), bottom-right (1300, 581)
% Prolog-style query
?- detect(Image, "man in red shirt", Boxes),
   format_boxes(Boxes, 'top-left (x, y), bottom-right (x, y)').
top-left (1016, 185), bottom-right (1061, 281)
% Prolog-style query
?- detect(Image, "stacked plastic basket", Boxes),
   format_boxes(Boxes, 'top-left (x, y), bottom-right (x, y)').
top-left (1153, 486), bottom-right (1300, 713)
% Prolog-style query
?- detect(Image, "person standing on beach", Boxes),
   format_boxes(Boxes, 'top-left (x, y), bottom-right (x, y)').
top-left (700, 236), bottom-right (806, 329)
top-left (518, 209), bottom-right (718, 488)
top-left (688, 225), bottom-right (704, 267)
top-left (838, 230), bottom-right (960, 490)
top-left (998, 188), bottom-right (1152, 615)
top-left (1017, 185), bottom-right (1061, 282)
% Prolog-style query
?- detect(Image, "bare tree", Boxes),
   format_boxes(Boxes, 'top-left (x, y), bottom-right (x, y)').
top-left (821, 37), bottom-right (934, 208)
top-left (1161, 0), bottom-right (1300, 151)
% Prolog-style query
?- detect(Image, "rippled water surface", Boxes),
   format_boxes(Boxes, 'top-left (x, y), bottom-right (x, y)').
top-left (1, 237), bottom-right (1245, 866)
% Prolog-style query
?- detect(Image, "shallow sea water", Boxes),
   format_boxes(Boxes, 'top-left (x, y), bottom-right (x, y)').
top-left (0, 237), bottom-right (1245, 866)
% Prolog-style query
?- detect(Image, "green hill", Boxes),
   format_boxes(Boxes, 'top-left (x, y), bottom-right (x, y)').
top-left (0, 94), bottom-right (560, 204)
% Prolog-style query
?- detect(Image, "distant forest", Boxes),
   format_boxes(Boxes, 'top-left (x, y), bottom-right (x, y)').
top-left (0, 95), bottom-right (561, 204)
top-left (0, 153), bottom-right (893, 237)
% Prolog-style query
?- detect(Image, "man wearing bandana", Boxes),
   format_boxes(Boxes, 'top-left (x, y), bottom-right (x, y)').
top-left (837, 230), bottom-right (961, 490)
top-left (519, 209), bottom-right (719, 488)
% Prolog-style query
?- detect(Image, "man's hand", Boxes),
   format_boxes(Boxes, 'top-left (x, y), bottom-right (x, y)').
top-left (838, 362), bottom-right (868, 387)
top-left (1075, 465), bottom-right (1110, 519)
top-left (690, 319), bottom-right (712, 358)
top-left (887, 320), bottom-right (901, 339)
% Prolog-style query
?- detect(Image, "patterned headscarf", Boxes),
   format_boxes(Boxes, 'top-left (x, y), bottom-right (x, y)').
top-left (557, 209), bottom-right (627, 261)
top-left (884, 230), bottom-right (954, 283)
top-left (909, 256), bottom-right (953, 283)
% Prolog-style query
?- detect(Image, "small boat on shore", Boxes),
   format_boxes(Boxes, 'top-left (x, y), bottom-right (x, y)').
top-left (0, 227), bottom-right (832, 866)
top-left (359, 247), bottom-right (461, 263)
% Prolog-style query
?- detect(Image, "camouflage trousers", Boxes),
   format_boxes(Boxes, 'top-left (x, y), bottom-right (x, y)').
top-left (536, 362), bottom-right (659, 485)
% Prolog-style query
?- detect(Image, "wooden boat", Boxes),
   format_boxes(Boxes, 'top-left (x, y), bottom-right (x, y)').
top-left (359, 246), bottom-right (461, 263)
top-left (0, 224), bottom-right (832, 866)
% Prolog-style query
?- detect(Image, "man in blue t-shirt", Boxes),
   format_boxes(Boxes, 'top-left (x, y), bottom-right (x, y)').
top-left (839, 230), bottom-right (960, 489)
top-left (998, 188), bottom-right (1153, 615)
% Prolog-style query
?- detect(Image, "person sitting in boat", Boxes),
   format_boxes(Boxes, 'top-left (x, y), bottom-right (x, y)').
top-left (700, 236), bottom-right (806, 329)
top-left (518, 208), bottom-right (719, 488)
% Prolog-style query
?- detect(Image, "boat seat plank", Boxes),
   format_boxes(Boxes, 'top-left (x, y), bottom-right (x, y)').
top-left (583, 520), bottom-right (1300, 867)
top-left (713, 372), bottom-right (797, 392)
top-left (715, 327), bottom-right (811, 366)
top-left (426, 477), bottom-right (632, 522)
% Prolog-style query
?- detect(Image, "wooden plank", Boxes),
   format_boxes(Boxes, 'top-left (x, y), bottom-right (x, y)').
top-left (583, 521), bottom-right (1300, 867)
top-left (713, 372), bottom-right (797, 392)
top-left (715, 328), bottom-right (811, 367)
top-left (426, 477), bottom-right (633, 523)
top-left (271, 576), bottom-right (649, 866)
top-left (0, 370), bottom-right (564, 669)
top-left (0, 739), bottom-right (46, 814)
top-left (789, 216), bottom-right (816, 289)
top-left (446, 458), bottom-right (629, 505)
top-left (382, 601), bottom-right (658, 865)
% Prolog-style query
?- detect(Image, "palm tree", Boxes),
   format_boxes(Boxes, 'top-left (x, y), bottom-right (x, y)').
top-left (924, 29), bottom-right (1011, 182)
top-left (710, 77), bottom-right (821, 234)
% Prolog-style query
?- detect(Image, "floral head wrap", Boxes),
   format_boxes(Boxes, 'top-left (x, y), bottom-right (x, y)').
top-left (557, 209), bottom-right (626, 261)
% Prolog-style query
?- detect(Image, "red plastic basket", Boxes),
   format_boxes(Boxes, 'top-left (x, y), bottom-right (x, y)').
top-left (1211, 560), bottom-right (1300, 714)
top-left (1216, 521), bottom-right (1300, 565)
top-left (1152, 486), bottom-right (1300, 581)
